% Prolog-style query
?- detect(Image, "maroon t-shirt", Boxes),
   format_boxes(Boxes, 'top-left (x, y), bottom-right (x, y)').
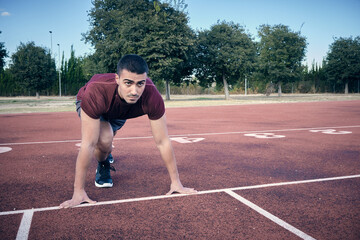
top-left (76, 73), bottom-right (165, 120)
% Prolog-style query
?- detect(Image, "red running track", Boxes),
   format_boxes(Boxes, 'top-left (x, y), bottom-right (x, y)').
top-left (0, 100), bottom-right (359, 239)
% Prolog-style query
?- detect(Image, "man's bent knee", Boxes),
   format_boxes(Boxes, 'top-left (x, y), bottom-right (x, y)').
top-left (96, 140), bottom-right (112, 154)
top-left (96, 121), bottom-right (113, 154)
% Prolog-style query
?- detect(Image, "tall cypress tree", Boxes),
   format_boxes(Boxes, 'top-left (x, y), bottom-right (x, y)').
top-left (60, 45), bottom-right (86, 95)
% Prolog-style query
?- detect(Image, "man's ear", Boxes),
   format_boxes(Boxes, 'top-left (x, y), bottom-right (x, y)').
top-left (115, 74), bottom-right (120, 85)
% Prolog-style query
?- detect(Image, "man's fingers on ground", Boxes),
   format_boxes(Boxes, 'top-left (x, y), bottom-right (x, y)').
top-left (59, 199), bottom-right (96, 209)
top-left (81, 200), bottom-right (97, 205)
top-left (59, 200), bottom-right (71, 209)
top-left (166, 188), bottom-right (197, 195)
top-left (183, 188), bottom-right (197, 194)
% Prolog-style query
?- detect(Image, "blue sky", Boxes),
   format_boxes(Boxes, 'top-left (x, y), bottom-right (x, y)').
top-left (1, 0), bottom-right (360, 69)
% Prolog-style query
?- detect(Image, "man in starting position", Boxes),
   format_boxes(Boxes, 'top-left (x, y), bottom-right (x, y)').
top-left (60, 54), bottom-right (196, 208)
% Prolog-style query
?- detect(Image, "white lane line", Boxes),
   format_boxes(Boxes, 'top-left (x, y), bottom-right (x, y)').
top-left (221, 174), bottom-right (360, 193)
top-left (0, 136), bottom-right (153, 146)
top-left (1, 174), bottom-right (359, 216)
top-left (224, 190), bottom-right (316, 240)
top-left (16, 209), bottom-right (34, 240)
top-left (0, 125), bottom-right (359, 146)
top-left (0, 139), bottom-right (82, 146)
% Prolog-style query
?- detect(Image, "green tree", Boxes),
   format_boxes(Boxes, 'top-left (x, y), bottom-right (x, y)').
top-left (0, 31), bottom-right (8, 71)
top-left (10, 42), bottom-right (56, 98)
top-left (60, 45), bottom-right (86, 95)
top-left (195, 21), bottom-right (256, 99)
top-left (82, 54), bottom-right (107, 80)
top-left (325, 36), bottom-right (360, 93)
top-left (83, 0), bottom-right (195, 100)
top-left (257, 24), bottom-right (307, 96)
top-left (162, 0), bottom-right (188, 12)
top-left (0, 31), bottom-right (14, 96)
top-left (0, 69), bottom-right (16, 96)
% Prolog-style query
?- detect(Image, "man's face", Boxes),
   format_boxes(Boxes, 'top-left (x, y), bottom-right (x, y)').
top-left (116, 69), bottom-right (147, 104)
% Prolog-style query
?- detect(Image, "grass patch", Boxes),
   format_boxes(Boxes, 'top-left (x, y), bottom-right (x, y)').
top-left (0, 94), bottom-right (359, 114)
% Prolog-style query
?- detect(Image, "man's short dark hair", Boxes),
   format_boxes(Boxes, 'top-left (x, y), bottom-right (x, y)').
top-left (117, 54), bottom-right (149, 76)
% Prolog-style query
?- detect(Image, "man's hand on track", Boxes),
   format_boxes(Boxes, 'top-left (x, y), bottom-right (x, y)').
top-left (59, 189), bottom-right (96, 209)
top-left (166, 182), bottom-right (197, 195)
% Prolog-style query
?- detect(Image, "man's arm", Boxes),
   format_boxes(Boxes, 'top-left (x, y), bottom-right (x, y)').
top-left (59, 110), bottom-right (100, 208)
top-left (150, 114), bottom-right (197, 195)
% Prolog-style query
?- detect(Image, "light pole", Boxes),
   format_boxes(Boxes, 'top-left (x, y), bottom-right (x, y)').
top-left (49, 31), bottom-right (52, 56)
top-left (245, 76), bottom-right (247, 96)
top-left (57, 43), bottom-right (61, 97)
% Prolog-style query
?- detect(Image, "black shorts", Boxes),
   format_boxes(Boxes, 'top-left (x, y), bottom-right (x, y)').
top-left (75, 100), bottom-right (126, 133)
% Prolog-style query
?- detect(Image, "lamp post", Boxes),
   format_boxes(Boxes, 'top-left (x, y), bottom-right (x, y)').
top-left (49, 31), bottom-right (52, 56)
top-left (245, 76), bottom-right (247, 96)
top-left (57, 43), bottom-right (61, 97)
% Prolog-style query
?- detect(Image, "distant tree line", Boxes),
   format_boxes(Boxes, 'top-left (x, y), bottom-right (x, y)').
top-left (1, 0), bottom-right (360, 99)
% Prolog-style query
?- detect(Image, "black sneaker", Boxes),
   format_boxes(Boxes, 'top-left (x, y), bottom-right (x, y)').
top-left (95, 159), bottom-right (116, 188)
top-left (108, 153), bottom-right (114, 164)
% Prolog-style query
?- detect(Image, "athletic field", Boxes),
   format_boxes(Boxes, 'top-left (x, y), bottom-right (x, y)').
top-left (0, 97), bottom-right (359, 239)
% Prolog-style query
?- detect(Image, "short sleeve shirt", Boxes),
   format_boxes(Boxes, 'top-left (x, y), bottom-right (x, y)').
top-left (76, 73), bottom-right (165, 120)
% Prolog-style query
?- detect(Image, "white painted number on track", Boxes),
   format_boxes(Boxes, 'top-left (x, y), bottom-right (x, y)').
top-left (309, 129), bottom-right (352, 134)
top-left (170, 137), bottom-right (205, 143)
top-left (244, 133), bottom-right (285, 139)
top-left (0, 147), bottom-right (12, 154)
